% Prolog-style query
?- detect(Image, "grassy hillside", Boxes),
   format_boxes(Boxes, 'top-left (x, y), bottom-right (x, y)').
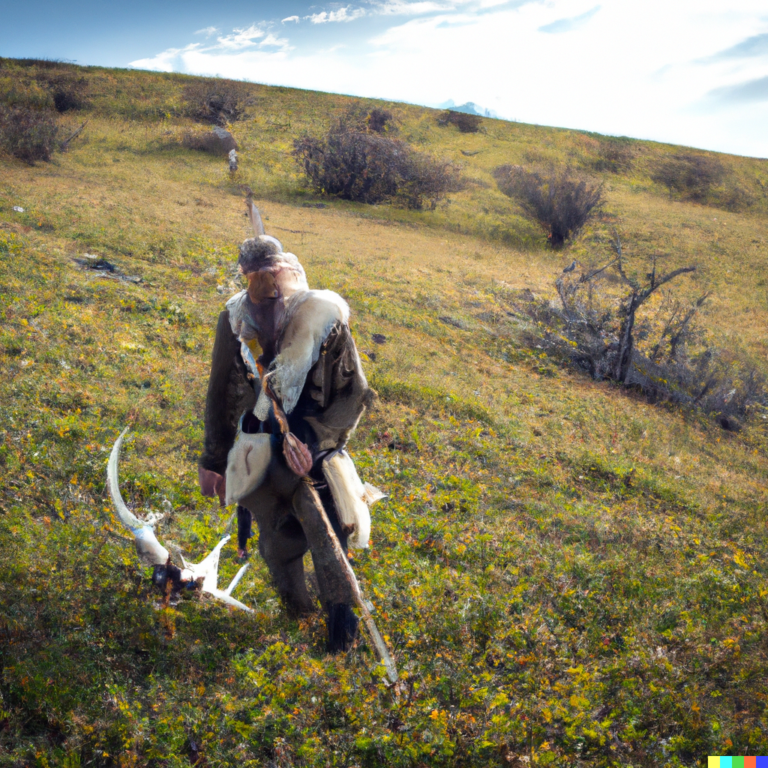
top-left (0, 59), bottom-right (767, 767)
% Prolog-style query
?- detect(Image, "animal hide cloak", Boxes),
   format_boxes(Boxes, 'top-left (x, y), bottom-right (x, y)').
top-left (201, 288), bottom-right (381, 542)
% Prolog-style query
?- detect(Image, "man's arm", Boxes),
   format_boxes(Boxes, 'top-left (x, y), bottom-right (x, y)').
top-left (199, 310), bottom-right (257, 496)
top-left (294, 322), bottom-right (373, 459)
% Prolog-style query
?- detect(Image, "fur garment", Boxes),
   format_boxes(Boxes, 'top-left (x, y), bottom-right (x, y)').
top-left (322, 451), bottom-right (385, 549)
top-left (253, 289), bottom-right (351, 419)
top-left (225, 431), bottom-right (272, 506)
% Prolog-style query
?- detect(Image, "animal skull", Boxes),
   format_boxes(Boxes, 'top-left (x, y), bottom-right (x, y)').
top-left (107, 428), bottom-right (252, 611)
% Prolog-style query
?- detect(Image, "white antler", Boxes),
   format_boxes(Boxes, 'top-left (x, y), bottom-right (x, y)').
top-left (107, 429), bottom-right (170, 567)
top-left (183, 535), bottom-right (252, 611)
top-left (107, 429), bottom-right (252, 612)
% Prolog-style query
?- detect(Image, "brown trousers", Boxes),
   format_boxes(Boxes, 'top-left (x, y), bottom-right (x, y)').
top-left (239, 458), bottom-right (354, 616)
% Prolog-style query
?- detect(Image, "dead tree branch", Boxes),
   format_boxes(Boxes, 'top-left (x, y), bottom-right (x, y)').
top-left (59, 120), bottom-right (87, 152)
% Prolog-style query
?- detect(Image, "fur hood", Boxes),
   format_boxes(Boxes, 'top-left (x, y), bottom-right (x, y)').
top-left (226, 288), bottom-right (350, 418)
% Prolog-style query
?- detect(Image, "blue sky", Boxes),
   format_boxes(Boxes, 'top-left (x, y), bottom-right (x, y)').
top-left (2, 0), bottom-right (767, 157)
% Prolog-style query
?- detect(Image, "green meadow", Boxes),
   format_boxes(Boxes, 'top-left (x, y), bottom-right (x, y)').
top-left (0, 59), bottom-right (767, 767)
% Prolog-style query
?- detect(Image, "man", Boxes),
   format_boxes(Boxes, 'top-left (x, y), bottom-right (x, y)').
top-left (198, 206), bottom-right (374, 651)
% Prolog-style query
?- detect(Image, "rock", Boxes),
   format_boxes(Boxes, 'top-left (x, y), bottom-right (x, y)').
top-left (211, 126), bottom-right (237, 153)
top-left (75, 256), bottom-right (115, 272)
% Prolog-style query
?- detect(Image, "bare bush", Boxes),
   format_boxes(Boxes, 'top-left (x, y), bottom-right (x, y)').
top-left (590, 137), bottom-right (634, 174)
top-left (333, 104), bottom-right (398, 134)
top-left (494, 165), bottom-right (603, 248)
top-left (510, 235), bottom-right (767, 427)
top-left (293, 116), bottom-right (463, 210)
top-left (650, 153), bottom-right (755, 211)
top-left (438, 110), bottom-right (483, 133)
top-left (47, 72), bottom-right (88, 113)
top-left (23, 68), bottom-right (90, 113)
top-left (367, 108), bottom-right (395, 134)
top-left (0, 105), bottom-right (59, 163)
top-left (182, 78), bottom-right (253, 125)
top-left (651, 153), bottom-right (725, 202)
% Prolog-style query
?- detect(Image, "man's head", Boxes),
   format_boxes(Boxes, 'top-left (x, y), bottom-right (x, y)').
top-left (238, 237), bottom-right (308, 304)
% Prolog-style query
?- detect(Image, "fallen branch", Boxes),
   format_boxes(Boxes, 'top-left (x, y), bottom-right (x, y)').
top-left (59, 120), bottom-right (88, 152)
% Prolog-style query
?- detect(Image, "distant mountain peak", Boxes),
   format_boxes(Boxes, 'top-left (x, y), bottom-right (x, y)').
top-left (437, 100), bottom-right (498, 119)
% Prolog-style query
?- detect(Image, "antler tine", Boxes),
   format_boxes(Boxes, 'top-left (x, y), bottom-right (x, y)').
top-left (108, 430), bottom-right (254, 612)
top-left (224, 563), bottom-right (249, 596)
top-left (185, 535), bottom-right (253, 612)
top-left (107, 429), bottom-right (170, 567)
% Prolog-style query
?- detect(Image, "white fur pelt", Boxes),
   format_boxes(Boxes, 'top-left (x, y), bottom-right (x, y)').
top-left (226, 289), bottom-right (251, 339)
top-left (225, 431), bottom-right (272, 505)
top-left (323, 451), bottom-right (385, 549)
top-left (267, 289), bottom-right (350, 416)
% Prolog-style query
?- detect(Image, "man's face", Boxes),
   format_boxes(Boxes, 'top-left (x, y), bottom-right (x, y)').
top-left (246, 266), bottom-right (303, 304)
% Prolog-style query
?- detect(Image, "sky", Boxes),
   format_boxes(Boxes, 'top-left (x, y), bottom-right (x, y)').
top-left (2, 0), bottom-right (767, 158)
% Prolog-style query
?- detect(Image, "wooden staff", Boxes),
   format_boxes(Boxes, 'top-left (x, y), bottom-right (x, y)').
top-left (264, 374), bottom-right (398, 685)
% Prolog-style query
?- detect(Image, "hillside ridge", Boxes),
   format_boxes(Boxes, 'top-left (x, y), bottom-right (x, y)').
top-left (0, 60), bottom-right (767, 767)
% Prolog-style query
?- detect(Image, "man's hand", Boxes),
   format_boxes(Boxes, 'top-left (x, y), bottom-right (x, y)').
top-left (198, 465), bottom-right (226, 506)
top-left (283, 433), bottom-right (313, 477)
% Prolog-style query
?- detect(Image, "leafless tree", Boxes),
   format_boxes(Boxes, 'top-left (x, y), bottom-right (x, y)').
top-left (509, 233), bottom-right (766, 427)
top-left (608, 232), bottom-right (696, 383)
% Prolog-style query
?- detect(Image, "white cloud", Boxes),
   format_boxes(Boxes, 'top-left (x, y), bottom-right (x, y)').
top-left (128, 1), bottom-right (768, 157)
top-left (194, 26), bottom-right (218, 37)
top-left (259, 33), bottom-right (291, 50)
top-left (282, 15), bottom-right (300, 23)
top-left (129, 43), bottom-right (200, 73)
top-left (216, 24), bottom-right (266, 50)
top-left (306, 7), bottom-right (367, 23)
top-left (538, 5), bottom-right (601, 33)
top-left (371, 0), bottom-right (532, 15)
top-left (373, 1), bottom-right (447, 14)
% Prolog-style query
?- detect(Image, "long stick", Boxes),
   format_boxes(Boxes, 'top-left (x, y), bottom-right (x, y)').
top-left (264, 375), bottom-right (398, 684)
top-left (60, 120), bottom-right (88, 152)
top-left (302, 481), bottom-right (398, 685)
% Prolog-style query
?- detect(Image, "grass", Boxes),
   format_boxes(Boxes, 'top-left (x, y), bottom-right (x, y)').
top-left (0, 59), bottom-right (767, 767)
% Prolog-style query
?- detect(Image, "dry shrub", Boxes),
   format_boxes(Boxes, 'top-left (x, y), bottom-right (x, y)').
top-left (0, 63), bottom-right (88, 113)
top-left (293, 115), bottom-right (462, 210)
top-left (651, 153), bottom-right (755, 211)
top-left (590, 137), bottom-right (635, 174)
top-left (46, 72), bottom-right (89, 113)
top-left (0, 104), bottom-right (59, 163)
top-left (367, 108), bottom-right (395, 134)
top-left (182, 78), bottom-right (253, 125)
top-left (334, 104), bottom-right (398, 134)
top-left (438, 110), bottom-right (483, 133)
top-left (651, 153), bottom-right (725, 202)
top-left (494, 165), bottom-right (603, 248)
